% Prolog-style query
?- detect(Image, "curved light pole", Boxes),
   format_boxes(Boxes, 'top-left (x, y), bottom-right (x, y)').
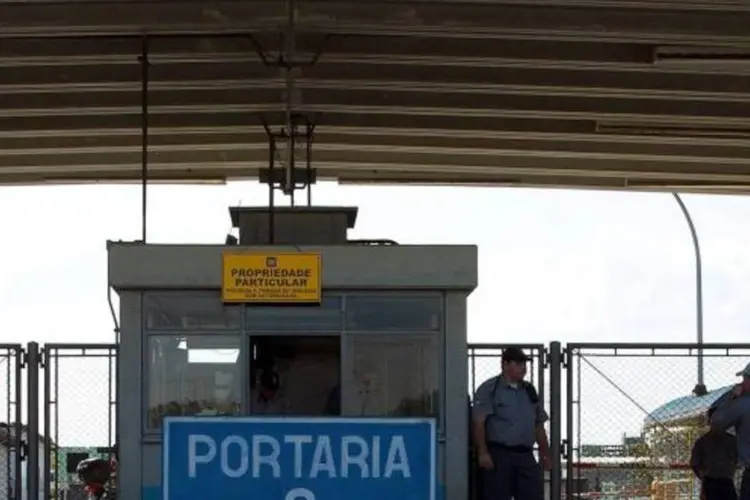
top-left (672, 193), bottom-right (707, 397)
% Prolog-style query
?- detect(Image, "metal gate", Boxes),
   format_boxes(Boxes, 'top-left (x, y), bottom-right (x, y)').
top-left (42, 344), bottom-right (118, 500)
top-left (9, 339), bottom-right (750, 500)
top-left (564, 343), bottom-right (750, 500)
top-left (0, 345), bottom-right (22, 500)
top-left (467, 343), bottom-right (548, 500)
top-left (0, 342), bottom-right (117, 500)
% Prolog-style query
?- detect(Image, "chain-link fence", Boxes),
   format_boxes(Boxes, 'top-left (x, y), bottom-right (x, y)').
top-left (4, 340), bottom-right (748, 500)
top-left (565, 343), bottom-right (750, 500)
top-left (42, 344), bottom-right (117, 500)
top-left (468, 344), bottom-right (546, 398)
top-left (0, 346), bottom-right (22, 500)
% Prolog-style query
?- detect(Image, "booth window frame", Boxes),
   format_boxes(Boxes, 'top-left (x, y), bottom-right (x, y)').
top-left (140, 290), bottom-right (445, 438)
top-left (144, 332), bottom-right (244, 431)
top-left (339, 292), bottom-right (445, 433)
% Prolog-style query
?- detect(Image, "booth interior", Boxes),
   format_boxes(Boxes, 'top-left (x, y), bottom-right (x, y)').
top-left (108, 206), bottom-right (477, 500)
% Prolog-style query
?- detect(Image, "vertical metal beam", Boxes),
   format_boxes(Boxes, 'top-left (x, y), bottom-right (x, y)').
top-left (268, 136), bottom-right (276, 244)
top-left (537, 347), bottom-right (547, 496)
top-left (306, 121), bottom-right (313, 206)
top-left (12, 347), bottom-right (23, 500)
top-left (672, 193), bottom-right (706, 396)
top-left (26, 342), bottom-right (40, 500)
top-left (43, 345), bottom-right (52, 500)
top-left (283, 0), bottom-right (296, 195)
top-left (549, 341), bottom-right (562, 500)
top-left (536, 347), bottom-right (545, 416)
top-left (140, 37), bottom-right (150, 243)
top-left (565, 346), bottom-right (574, 499)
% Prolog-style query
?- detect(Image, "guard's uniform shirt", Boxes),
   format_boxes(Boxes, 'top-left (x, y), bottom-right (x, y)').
top-left (472, 376), bottom-right (547, 500)
top-left (472, 376), bottom-right (548, 447)
top-left (250, 390), bottom-right (291, 415)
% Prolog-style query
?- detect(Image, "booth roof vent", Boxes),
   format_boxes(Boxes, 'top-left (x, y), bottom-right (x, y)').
top-left (228, 206), bottom-right (359, 246)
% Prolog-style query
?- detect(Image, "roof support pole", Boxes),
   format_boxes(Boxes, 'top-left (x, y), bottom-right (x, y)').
top-left (139, 37), bottom-right (150, 243)
top-left (672, 193), bottom-right (706, 397)
top-left (283, 0), bottom-right (296, 196)
top-left (268, 134), bottom-right (276, 244)
top-left (306, 121), bottom-right (314, 206)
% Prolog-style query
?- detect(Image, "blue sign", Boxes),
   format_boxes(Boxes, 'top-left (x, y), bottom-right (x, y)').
top-left (163, 417), bottom-right (437, 500)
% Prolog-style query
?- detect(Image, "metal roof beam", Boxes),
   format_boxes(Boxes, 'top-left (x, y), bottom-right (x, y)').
top-left (3, 87), bottom-right (750, 124)
top-left (2, 159), bottom-right (750, 185)
top-left (5, 129), bottom-right (750, 160)
top-left (3, 143), bottom-right (750, 172)
top-left (5, 61), bottom-right (750, 96)
top-left (3, 1), bottom-right (750, 43)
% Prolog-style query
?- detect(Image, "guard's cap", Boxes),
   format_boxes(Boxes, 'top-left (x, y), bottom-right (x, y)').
top-left (736, 362), bottom-right (750, 378)
top-left (502, 347), bottom-right (530, 363)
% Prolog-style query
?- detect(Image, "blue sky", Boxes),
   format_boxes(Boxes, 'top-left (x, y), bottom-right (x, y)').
top-left (1, 183), bottom-right (749, 445)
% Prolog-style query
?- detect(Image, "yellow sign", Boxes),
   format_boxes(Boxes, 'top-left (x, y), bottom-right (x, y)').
top-left (222, 252), bottom-right (322, 304)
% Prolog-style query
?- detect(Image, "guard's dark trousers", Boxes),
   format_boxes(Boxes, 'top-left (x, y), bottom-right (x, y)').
top-left (482, 445), bottom-right (542, 500)
top-left (703, 477), bottom-right (737, 500)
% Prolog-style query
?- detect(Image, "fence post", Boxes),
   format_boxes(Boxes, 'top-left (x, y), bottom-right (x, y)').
top-left (565, 345), bottom-right (574, 499)
top-left (549, 341), bottom-right (563, 500)
top-left (27, 342), bottom-right (41, 500)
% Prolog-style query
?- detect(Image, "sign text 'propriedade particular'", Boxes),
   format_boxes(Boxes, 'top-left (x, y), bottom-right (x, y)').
top-left (222, 253), bottom-right (322, 304)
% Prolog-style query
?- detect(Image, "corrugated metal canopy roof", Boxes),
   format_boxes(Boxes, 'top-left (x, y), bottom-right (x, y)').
top-left (645, 385), bottom-right (731, 427)
top-left (4, 0), bottom-right (750, 192)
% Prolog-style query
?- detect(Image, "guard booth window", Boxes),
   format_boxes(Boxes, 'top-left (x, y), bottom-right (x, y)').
top-left (144, 291), bottom-right (242, 330)
top-left (244, 296), bottom-right (342, 332)
top-left (344, 334), bottom-right (439, 418)
top-left (250, 336), bottom-right (341, 416)
top-left (244, 296), bottom-right (343, 416)
top-left (143, 291), bottom-right (242, 430)
top-left (142, 292), bottom-right (443, 429)
top-left (342, 294), bottom-right (442, 422)
top-left (146, 335), bottom-right (242, 429)
top-left (345, 295), bottom-right (441, 331)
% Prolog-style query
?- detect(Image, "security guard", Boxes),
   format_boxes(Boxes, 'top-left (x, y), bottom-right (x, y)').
top-left (472, 347), bottom-right (550, 500)
top-left (251, 369), bottom-right (291, 415)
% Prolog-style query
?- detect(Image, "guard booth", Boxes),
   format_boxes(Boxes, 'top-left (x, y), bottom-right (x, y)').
top-left (108, 206), bottom-right (477, 500)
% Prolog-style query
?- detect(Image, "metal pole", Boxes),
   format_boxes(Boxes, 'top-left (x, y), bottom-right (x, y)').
top-left (306, 121), bottom-right (313, 206)
top-left (13, 348), bottom-right (23, 500)
top-left (549, 341), bottom-right (563, 500)
top-left (140, 37), bottom-right (150, 243)
top-left (268, 136), bottom-right (276, 244)
top-left (672, 193), bottom-right (706, 396)
top-left (27, 342), bottom-right (40, 500)
top-left (565, 346), bottom-right (574, 498)
top-left (43, 345), bottom-right (52, 500)
top-left (537, 348), bottom-right (547, 497)
top-left (283, 0), bottom-right (296, 195)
